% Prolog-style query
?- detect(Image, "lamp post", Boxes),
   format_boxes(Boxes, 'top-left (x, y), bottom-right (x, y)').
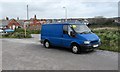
top-left (63, 7), bottom-right (67, 22)
top-left (24, 4), bottom-right (29, 37)
top-left (27, 5), bottom-right (29, 20)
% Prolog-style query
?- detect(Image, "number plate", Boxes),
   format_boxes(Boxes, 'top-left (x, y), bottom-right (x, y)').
top-left (93, 44), bottom-right (99, 47)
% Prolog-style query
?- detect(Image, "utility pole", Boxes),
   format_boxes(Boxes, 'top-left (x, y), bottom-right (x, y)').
top-left (24, 5), bottom-right (29, 37)
top-left (27, 5), bottom-right (29, 20)
top-left (63, 7), bottom-right (67, 22)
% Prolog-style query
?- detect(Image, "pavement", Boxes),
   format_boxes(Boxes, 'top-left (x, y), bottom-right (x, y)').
top-left (1, 34), bottom-right (118, 70)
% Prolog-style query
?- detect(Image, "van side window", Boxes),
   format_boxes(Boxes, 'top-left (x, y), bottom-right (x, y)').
top-left (63, 25), bottom-right (68, 34)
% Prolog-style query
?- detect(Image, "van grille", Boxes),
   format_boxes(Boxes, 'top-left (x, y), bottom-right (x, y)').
top-left (91, 40), bottom-right (99, 43)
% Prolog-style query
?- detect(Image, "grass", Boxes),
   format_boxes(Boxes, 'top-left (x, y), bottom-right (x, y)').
top-left (0, 35), bottom-right (2, 38)
top-left (91, 27), bottom-right (119, 52)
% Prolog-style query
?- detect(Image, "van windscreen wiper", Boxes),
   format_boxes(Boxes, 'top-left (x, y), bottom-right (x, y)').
top-left (79, 31), bottom-right (92, 34)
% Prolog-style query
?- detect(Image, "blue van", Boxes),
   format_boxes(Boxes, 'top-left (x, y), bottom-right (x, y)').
top-left (41, 21), bottom-right (101, 54)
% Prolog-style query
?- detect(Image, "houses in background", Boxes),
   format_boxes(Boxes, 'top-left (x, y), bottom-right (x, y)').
top-left (1, 18), bottom-right (24, 30)
top-left (0, 15), bottom-right (119, 31)
top-left (24, 15), bottom-right (46, 30)
top-left (0, 15), bottom-right (46, 30)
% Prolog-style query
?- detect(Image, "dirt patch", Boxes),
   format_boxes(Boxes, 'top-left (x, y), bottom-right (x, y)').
top-left (93, 27), bottom-right (118, 30)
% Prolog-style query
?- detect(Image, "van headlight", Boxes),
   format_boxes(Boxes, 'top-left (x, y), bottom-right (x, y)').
top-left (99, 39), bottom-right (101, 42)
top-left (84, 41), bottom-right (90, 44)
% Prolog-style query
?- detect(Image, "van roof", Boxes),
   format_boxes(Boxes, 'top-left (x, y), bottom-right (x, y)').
top-left (42, 23), bottom-right (85, 26)
top-left (43, 20), bottom-right (86, 25)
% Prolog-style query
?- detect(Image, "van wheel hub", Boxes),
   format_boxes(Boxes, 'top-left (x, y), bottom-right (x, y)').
top-left (72, 46), bottom-right (78, 53)
top-left (45, 42), bottom-right (49, 48)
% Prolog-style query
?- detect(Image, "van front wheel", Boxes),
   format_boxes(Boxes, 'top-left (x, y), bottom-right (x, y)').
top-left (71, 44), bottom-right (81, 54)
top-left (44, 40), bottom-right (51, 48)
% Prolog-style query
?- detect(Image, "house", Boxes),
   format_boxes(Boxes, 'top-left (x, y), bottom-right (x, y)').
top-left (1, 15), bottom-right (46, 31)
top-left (0, 18), bottom-right (25, 30)
top-left (24, 15), bottom-right (46, 30)
top-left (7, 19), bottom-right (21, 30)
top-left (113, 17), bottom-right (120, 24)
top-left (0, 19), bottom-right (10, 30)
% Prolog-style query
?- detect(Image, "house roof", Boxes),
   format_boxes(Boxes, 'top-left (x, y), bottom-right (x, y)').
top-left (17, 20), bottom-right (24, 25)
top-left (0, 19), bottom-right (25, 27)
top-left (0, 20), bottom-right (10, 27)
top-left (8, 19), bottom-right (21, 26)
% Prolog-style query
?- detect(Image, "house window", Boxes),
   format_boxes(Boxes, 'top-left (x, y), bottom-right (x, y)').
top-left (9, 26), bottom-right (11, 29)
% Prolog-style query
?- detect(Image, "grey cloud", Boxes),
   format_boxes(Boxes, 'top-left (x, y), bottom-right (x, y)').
top-left (0, 1), bottom-right (118, 19)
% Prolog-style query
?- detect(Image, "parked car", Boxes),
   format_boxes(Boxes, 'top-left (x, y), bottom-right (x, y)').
top-left (4, 29), bottom-right (14, 33)
top-left (0, 29), bottom-right (3, 33)
top-left (41, 21), bottom-right (101, 54)
top-left (0, 29), bottom-right (7, 35)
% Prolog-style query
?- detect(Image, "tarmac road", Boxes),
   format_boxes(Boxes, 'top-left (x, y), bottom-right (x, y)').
top-left (1, 34), bottom-right (118, 70)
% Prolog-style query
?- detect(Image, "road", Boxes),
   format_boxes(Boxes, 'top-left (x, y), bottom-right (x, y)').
top-left (1, 34), bottom-right (118, 70)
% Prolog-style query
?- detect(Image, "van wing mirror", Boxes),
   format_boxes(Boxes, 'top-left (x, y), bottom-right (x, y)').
top-left (63, 30), bottom-right (68, 34)
top-left (70, 31), bottom-right (76, 37)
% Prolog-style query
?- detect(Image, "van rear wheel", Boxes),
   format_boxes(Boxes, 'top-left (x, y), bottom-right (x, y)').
top-left (44, 40), bottom-right (51, 48)
top-left (71, 44), bottom-right (81, 54)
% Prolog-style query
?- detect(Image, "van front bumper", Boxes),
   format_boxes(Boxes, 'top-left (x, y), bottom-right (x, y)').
top-left (80, 43), bottom-right (101, 51)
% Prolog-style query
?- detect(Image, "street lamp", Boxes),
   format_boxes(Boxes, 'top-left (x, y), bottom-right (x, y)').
top-left (27, 4), bottom-right (29, 20)
top-left (24, 4), bottom-right (29, 37)
top-left (63, 7), bottom-right (67, 22)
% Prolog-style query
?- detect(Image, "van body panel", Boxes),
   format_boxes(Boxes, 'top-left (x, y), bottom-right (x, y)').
top-left (41, 24), bottom-right (63, 46)
top-left (79, 33), bottom-right (99, 41)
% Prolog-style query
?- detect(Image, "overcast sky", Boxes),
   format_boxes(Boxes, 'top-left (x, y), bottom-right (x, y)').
top-left (0, 0), bottom-right (119, 19)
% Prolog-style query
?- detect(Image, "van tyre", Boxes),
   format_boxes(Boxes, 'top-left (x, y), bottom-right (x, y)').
top-left (44, 40), bottom-right (51, 48)
top-left (71, 44), bottom-right (81, 54)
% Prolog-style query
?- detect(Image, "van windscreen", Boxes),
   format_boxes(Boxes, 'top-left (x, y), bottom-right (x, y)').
top-left (70, 24), bottom-right (91, 34)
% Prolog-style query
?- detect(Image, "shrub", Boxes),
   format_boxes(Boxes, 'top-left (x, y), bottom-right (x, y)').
top-left (15, 28), bottom-right (40, 34)
top-left (3, 28), bottom-right (40, 38)
top-left (2, 28), bottom-right (32, 38)
top-left (10, 32), bottom-right (32, 38)
top-left (15, 28), bottom-right (24, 32)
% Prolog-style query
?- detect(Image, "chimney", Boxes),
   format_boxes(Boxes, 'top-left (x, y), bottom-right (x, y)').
top-left (6, 17), bottom-right (9, 20)
top-left (17, 17), bottom-right (19, 20)
top-left (34, 15), bottom-right (36, 19)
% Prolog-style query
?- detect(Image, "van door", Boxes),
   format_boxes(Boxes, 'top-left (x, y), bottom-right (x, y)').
top-left (62, 25), bottom-right (73, 48)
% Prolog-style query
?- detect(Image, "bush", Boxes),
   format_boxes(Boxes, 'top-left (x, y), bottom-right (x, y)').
top-left (10, 32), bottom-right (32, 38)
top-left (15, 28), bottom-right (40, 34)
top-left (15, 28), bottom-right (24, 32)
top-left (2, 28), bottom-right (32, 38)
top-left (2, 28), bottom-right (40, 38)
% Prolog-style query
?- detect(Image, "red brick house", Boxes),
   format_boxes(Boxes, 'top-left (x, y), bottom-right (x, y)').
top-left (7, 19), bottom-right (21, 30)
top-left (1, 15), bottom-right (46, 30)
top-left (29, 15), bottom-right (41, 30)
top-left (24, 15), bottom-right (46, 30)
